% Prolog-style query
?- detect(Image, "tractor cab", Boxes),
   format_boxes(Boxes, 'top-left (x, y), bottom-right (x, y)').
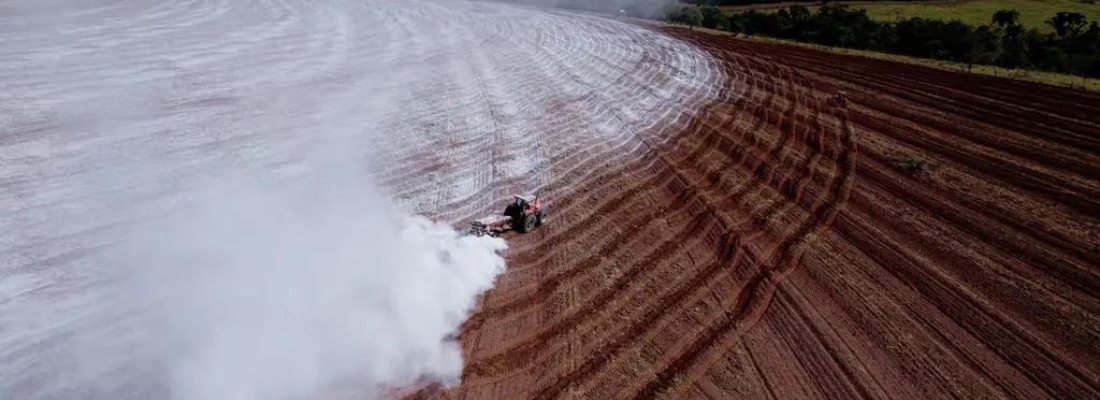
top-left (514, 194), bottom-right (537, 210)
top-left (503, 194), bottom-right (546, 233)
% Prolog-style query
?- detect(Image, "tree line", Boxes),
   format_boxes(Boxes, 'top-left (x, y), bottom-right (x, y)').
top-left (683, 0), bottom-right (931, 6)
top-left (666, 4), bottom-right (1100, 78)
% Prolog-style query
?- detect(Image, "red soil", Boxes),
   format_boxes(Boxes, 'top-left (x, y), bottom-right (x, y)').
top-left (413, 27), bottom-right (1100, 399)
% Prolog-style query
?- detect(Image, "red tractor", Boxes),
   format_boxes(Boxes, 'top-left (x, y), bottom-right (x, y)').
top-left (469, 194), bottom-right (547, 237)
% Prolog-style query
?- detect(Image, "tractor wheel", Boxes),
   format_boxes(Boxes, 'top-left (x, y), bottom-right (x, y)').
top-left (520, 214), bottom-right (537, 233)
top-left (536, 209), bottom-right (546, 226)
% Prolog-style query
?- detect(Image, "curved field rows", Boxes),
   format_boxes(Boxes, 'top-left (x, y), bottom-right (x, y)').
top-left (420, 23), bottom-right (1100, 400)
top-left (426, 24), bottom-right (861, 399)
top-left (0, 1), bottom-right (720, 398)
top-left (3, 0), bottom-right (1099, 399)
top-left (618, 29), bottom-right (1098, 400)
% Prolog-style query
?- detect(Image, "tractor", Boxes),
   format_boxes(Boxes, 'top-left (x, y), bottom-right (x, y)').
top-left (827, 90), bottom-right (848, 107)
top-left (469, 194), bottom-right (547, 237)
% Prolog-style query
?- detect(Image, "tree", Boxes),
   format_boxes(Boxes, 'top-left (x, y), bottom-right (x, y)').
top-left (787, 4), bottom-right (812, 23)
top-left (727, 20), bottom-right (745, 35)
top-left (713, 13), bottom-right (731, 31)
top-left (699, 6), bottom-right (724, 29)
top-left (1067, 53), bottom-right (1099, 76)
top-left (811, 5), bottom-right (876, 47)
top-left (865, 22), bottom-right (898, 51)
top-left (774, 5), bottom-right (812, 37)
top-left (673, 5), bottom-right (1098, 78)
top-left (730, 10), bottom-right (771, 36)
top-left (662, 2), bottom-right (682, 23)
top-left (992, 9), bottom-right (1020, 28)
top-left (942, 20), bottom-right (976, 61)
top-left (997, 24), bottom-right (1033, 68)
top-left (967, 25), bottom-right (1003, 71)
top-left (895, 18), bottom-right (953, 58)
top-left (679, 7), bottom-right (703, 28)
top-left (1048, 12), bottom-right (1088, 41)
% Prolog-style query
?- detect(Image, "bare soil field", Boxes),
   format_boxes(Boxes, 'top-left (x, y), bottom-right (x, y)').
top-left (416, 26), bottom-right (1100, 400)
top-left (3, 1), bottom-right (1097, 398)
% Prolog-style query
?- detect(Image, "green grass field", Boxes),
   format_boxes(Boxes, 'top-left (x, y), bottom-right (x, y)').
top-left (857, 0), bottom-right (1100, 31)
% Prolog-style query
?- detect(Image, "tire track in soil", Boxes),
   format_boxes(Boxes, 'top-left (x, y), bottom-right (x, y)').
top-left (671, 29), bottom-right (1099, 400)
top-left (462, 69), bottom-right (747, 316)
top-left (464, 52), bottom-right (809, 375)
top-left (625, 88), bottom-right (857, 400)
top-left (428, 23), bottom-right (1100, 400)
top-left (0, 2), bottom-right (728, 398)
top-left (445, 27), bottom-right (856, 399)
top-left (504, 40), bottom-right (856, 399)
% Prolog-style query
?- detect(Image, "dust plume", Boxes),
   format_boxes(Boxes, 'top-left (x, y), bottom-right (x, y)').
top-left (111, 172), bottom-right (506, 400)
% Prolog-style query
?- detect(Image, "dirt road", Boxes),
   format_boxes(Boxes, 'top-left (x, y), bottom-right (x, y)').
top-left (427, 27), bottom-right (1100, 400)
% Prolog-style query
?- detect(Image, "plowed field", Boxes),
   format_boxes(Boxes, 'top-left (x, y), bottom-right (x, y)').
top-left (3, 1), bottom-right (1098, 399)
top-left (421, 27), bottom-right (1100, 400)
